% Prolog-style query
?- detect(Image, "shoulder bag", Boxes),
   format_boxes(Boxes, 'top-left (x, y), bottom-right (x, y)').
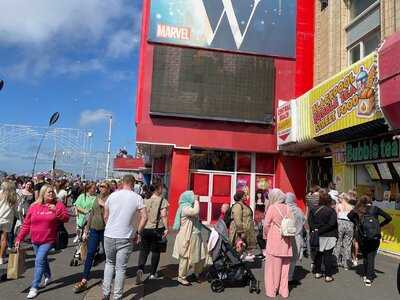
top-left (154, 198), bottom-right (168, 253)
top-left (309, 206), bottom-right (324, 251)
top-left (55, 222), bottom-right (69, 250)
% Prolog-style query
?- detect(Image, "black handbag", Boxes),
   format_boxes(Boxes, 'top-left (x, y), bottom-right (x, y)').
top-left (309, 207), bottom-right (324, 251)
top-left (154, 198), bottom-right (167, 253)
top-left (310, 229), bottom-right (319, 250)
top-left (55, 223), bottom-right (69, 250)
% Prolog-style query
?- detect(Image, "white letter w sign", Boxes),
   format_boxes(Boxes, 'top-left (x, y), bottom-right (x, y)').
top-left (197, 0), bottom-right (262, 49)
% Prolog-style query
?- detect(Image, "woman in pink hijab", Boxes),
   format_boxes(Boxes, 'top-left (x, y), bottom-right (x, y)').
top-left (263, 188), bottom-right (293, 298)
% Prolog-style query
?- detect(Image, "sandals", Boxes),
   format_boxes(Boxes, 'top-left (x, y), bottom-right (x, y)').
top-left (73, 281), bottom-right (88, 293)
top-left (177, 278), bottom-right (192, 286)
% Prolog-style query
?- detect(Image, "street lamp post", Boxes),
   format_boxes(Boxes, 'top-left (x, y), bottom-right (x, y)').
top-left (32, 112), bottom-right (60, 178)
top-left (81, 131), bottom-right (93, 180)
top-left (105, 115), bottom-right (113, 179)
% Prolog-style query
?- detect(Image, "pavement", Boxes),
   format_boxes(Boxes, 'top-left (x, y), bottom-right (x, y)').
top-left (1, 218), bottom-right (400, 300)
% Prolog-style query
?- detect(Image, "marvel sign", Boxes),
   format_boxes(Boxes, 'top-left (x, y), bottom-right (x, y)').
top-left (148, 0), bottom-right (296, 58)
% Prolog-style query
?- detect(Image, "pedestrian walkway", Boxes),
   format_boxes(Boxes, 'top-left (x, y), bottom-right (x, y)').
top-left (84, 242), bottom-right (400, 300)
top-left (1, 221), bottom-right (399, 300)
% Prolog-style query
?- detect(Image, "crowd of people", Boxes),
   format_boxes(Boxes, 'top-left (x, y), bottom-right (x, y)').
top-left (0, 174), bottom-right (395, 299)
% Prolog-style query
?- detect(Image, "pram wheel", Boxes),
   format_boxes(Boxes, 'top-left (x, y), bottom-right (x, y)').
top-left (210, 279), bottom-right (224, 293)
top-left (249, 280), bottom-right (260, 294)
top-left (70, 258), bottom-right (79, 267)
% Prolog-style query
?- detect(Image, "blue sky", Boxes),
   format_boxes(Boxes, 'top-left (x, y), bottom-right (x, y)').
top-left (0, 0), bottom-right (142, 175)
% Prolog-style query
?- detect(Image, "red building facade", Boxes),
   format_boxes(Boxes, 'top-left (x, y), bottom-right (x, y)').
top-left (135, 0), bottom-right (315, 224)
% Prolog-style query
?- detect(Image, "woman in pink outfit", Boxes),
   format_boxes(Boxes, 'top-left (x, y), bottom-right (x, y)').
top-left (16, 184), bottom-right (69, 299)
top-left (263, 189), bottom-right (293, 298)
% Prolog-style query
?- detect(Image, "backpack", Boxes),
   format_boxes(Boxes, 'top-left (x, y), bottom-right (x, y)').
top-left (359, 206), bottom-right (381, 241)
top-left (224, 203), bottom-right (242, 229)
top-left (274, 205), bottom-right (296, 237)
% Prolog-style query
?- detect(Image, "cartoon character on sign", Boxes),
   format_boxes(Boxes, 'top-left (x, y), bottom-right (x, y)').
top-left (356, 65), bottom-right (376, 118)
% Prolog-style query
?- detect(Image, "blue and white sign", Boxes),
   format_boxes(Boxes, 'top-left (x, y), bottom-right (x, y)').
top-left (148, 0), bottom-right (297, 58)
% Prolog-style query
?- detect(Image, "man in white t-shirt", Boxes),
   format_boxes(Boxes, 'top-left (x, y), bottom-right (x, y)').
top-left (102, 175), bottom-right (148, 300)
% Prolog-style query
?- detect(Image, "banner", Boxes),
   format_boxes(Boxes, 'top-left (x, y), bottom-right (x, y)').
top-left (277, 100), bottom-right (297, 146)
top-left (309, 53), bottom-right (381, 137)
top-left (148, 0), bottom-right (296, 58)
top-left (380, 209), bottom-right (400, 255)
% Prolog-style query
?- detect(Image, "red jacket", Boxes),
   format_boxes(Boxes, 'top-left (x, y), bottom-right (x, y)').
top-left (16, 201), bottom-right (69, 245)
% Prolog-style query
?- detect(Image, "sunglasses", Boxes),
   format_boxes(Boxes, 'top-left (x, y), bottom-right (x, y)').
top-left (99, 185), bottom-right (107, 188)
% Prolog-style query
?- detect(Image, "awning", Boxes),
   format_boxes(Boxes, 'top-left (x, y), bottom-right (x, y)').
top-left (113, 157), bottom-right (146, 171)
top-left (379, 31), bottom-right (400, 130)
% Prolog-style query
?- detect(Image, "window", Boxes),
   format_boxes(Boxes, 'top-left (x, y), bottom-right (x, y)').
top-left (349, 44), bottom-right (361, 65)
top-left (190, 150), bottom-right (235, 171)
top-left (320, 0), bottom-right (328, 11)
top-left (348, 30), bottom-right (380, 64)
top-left (364, 31), bottom-right (381, 55)
top-left (350, 0), bottom-right (378, 19)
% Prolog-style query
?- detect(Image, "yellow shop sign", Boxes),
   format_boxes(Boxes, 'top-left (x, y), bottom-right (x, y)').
top-left (310, 53), bottom-right (382, 137)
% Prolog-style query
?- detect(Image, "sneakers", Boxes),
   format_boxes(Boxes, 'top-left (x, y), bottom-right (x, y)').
top-left (136, 269), bottom-right (144, 284)
top-left (27, 288), bottom-right (38, 299)
top-left (0, 258), bottom-right (3, 265)
top-left (40, 277), bottom-right (51, 288)
top-left (315, 273), bottom-right (323, 279)
top-left (365, 279), bottom-right (372, 287)
top-left (149, 274), bottom-right (158, 280)
top-left (352, 259), bottom-right (358, 267)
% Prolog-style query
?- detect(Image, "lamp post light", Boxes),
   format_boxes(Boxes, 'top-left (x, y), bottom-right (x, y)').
top-left (32, 112), bottom-right (60, 177)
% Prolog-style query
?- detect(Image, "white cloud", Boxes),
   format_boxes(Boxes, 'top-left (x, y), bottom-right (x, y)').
top-left (0, 0), bottom-right (142, 81)
top-left (0, 0), bottom-right (125, 46)
top-left (80, 109), bottom-right (112, 127)
top-left (4, 56), bottom-right (106, 81)
top-left (107, 30), bottom-right (139, 58)
top-left (56, 59), bottom-right (105, 76)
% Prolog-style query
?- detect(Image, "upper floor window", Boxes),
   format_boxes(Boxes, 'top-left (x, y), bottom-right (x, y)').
top-left (348, 29), bottom-right (380, 65)
top-left (350, 0), bottom-right (378, 19)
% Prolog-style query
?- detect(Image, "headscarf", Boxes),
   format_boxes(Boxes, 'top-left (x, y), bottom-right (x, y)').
top-left (286, 192), bottom-right (305, 235)
top-left (268, 188), bottom-right (286, 205)
top-left (173, 191), bottom-right (202, 231)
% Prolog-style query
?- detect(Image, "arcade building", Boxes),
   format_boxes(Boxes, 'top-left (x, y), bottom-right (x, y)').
top-left (134, 0), bottom-right (315, 224)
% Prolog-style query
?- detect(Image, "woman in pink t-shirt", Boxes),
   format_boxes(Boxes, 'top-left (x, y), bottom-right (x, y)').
top-left (16, 184), bottom-right (69, 299)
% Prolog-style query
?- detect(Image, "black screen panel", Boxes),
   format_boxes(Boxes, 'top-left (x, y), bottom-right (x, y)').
top-left (150, 45), bottom-right (275, 124)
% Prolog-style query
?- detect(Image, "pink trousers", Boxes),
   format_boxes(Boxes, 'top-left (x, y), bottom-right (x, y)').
top-left (265, 254), bottom-right (291, 298)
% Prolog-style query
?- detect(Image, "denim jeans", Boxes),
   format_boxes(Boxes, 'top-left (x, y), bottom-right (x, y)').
top-left (102, 237), bottom-right (133, 299)
top-left (83, 229), bottom-right (104, 280)
top-left (32, 243), bottom-right (53, 289)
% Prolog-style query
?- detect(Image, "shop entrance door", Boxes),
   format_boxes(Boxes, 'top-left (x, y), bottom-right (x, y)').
top-left (190, 172), bottom-right (233, 224)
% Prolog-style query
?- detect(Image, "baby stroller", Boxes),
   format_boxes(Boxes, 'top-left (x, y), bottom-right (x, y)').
top-left (205, 220), bottom-right (261, 294)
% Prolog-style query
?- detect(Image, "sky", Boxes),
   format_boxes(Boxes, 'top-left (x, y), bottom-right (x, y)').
top-left (0, 0), bottom-right (143, 175)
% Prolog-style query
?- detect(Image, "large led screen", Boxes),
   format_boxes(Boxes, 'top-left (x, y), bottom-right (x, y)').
top-left (150, 45), bottom-right (275, 124)
top-left (148, 0), bottom-right (297, 58)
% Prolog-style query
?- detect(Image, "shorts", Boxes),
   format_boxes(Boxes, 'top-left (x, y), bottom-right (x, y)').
top-left (0, 223), bottom-right (12, 233)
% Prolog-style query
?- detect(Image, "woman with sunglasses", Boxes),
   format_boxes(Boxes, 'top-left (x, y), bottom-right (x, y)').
top-left (73, 181), bottom-right (110, 293)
